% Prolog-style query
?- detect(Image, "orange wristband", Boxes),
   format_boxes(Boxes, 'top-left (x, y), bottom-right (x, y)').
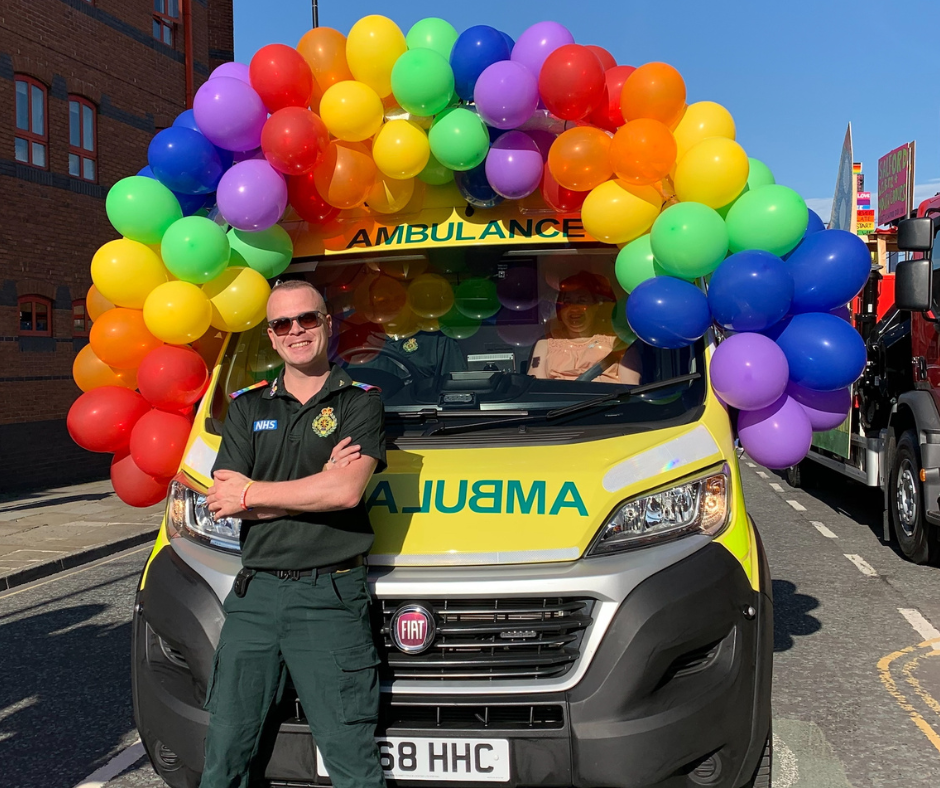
top-left (240, 481), bottom-right (254, 512)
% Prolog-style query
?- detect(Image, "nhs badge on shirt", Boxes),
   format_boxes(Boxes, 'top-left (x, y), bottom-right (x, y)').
top-left (253, 420), bottom-right (278, 432)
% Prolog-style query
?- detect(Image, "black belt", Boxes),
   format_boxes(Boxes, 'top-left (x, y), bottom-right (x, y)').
top-left (260, 555), bottom-right (363, 581)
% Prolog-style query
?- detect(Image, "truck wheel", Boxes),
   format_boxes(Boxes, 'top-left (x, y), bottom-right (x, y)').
top-left (891, 431), bottom-right (940, 565)
top-left (745, 727), bottom-right (772, 787)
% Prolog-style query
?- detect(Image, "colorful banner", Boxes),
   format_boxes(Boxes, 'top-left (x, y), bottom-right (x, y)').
top-left (877, 141), bottom-right (916, 225)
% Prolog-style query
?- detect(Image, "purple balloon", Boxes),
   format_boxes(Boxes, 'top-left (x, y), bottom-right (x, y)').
top-left (216, 159), bottom-right (288, 232)
top-left (193, 77), bottom-right (267, 153)
top-left (786, 381), bottom-right (851, 431)
top-left (497, 267), bottom-right (539, 311)
top-left (711, 332), bottom-right (789, 411)
top-left (210, 62), bottom-right (251, 83)
top-left (511, 21), bottom-right (575, 80)
top-left (527, 129), bottom-right (556, 162)
top-left (485, 131), bottom-right (543, 200)
top-left (738, 394), bottom-right (813, 470)
top-left (474, 61), bottom-right (539, 130)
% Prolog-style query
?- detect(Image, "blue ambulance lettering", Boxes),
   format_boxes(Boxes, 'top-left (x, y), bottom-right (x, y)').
top-left (366, 480), bottom-right (588, 517)
top-left (253, 420), bottom-right (278, 432)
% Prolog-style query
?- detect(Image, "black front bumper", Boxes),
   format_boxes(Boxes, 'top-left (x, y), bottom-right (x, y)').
top-left (133, 535), bottom-right (772, 788)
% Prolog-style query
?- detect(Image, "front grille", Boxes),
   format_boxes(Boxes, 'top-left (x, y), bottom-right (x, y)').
top-left (385, 702), bottom-right (565, 730)
top-left (378, 597), bottom-right (595, 681)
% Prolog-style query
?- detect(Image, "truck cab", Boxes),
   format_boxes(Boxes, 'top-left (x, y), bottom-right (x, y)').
top-left (131, 200), bottom-right (773, 787)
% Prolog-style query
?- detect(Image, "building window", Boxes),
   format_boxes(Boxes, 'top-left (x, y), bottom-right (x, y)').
top-left (68, 97), bottom-right (97, 182)
top-left (14, 76), bottom-right (48, 169)
top-left (18, 296), bottom-right (53, 337)
top-left (153, 0), bottom-right (179, 47)
top-left (72, 300), bottom-right (89, 337)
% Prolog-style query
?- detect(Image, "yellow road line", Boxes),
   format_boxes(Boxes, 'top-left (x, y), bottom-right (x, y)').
top-left (878, 638), bottom-right (940, 755)
top-left (0, 546), bottom-right (149, 600)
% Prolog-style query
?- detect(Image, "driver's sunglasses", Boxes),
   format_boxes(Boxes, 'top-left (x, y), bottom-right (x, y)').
top-left (267, 310), bottom-right (326, 336)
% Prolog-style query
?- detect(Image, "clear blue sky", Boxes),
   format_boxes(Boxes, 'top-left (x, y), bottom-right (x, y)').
top-left (234, 0), bottom-right (940, 221)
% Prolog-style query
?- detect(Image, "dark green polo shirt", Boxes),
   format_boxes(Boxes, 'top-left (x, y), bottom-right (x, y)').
top-left (212, 364), bottom-right (386, 570)
top-left (354, 331), bottom-right (467, 378)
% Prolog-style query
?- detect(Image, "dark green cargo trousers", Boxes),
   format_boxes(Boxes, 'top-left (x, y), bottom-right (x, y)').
top-left (200, 565), bottom-right (386, 788)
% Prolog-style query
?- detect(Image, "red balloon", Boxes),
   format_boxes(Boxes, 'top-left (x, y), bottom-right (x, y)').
top-left (538, 44), bottom-right (606, 121)
top-left (585, 45), bottom-right (617, 71)
top-left (111, 451), bottom-right (171, 508)
top-left (137, 345), bottom-right (209, 411)
top-left (589, 65), bottom-right (636, 132)
top-left (130, 409), bottom-right (194, 479)
top-left (250, 43), bottom-right (316, 113)
top-left (67, 387), bottom-right (151, 453)
top-left (261, 107), bottom-right (330, 176)
top-left (287, 172), bottom-right (341, 224)
top-left (540, 167), bottom-right (587, 213)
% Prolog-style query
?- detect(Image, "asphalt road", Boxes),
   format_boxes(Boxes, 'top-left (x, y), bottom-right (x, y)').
top-left (2, 461), bottom-right (940, 787)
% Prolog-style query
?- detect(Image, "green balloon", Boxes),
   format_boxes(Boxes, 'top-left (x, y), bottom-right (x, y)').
top-left (406, 17), bottom-right (459, 60)
top-left (429, 108), bottom-right (489, 172)
top-left (615, 234), bottom-right (669, 293)
top-left (161, 216), bottom-right (230, 284)
top-left (439, 304), bottom-right (480, 339)
top-left (228, 225), bottom-right (294, 280)
top-left (418, 151), bottom-right (455, 186)
top-left (454, 277), bottom-right (499, 319)
top-left (725, 185), bottom-right (809, 257)
top-left (747, 158), bottom-right (775, 190)
top-left (650, 202), bottom-right (728, 279)
top-left (106, 176), bottom-right (182, 245)
top-left (392, 49), bottom-right (455, 117)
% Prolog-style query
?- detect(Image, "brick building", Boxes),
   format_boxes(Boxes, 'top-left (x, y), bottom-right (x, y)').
top-left (0, 0), bottom-right (234, 492)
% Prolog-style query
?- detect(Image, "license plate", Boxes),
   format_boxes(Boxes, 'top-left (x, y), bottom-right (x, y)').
top-left (317, 736), bottom-right (510, 782)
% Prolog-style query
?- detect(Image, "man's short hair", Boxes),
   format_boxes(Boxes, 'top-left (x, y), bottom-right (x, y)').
top-left (271, 279), bottom-right (319, 296)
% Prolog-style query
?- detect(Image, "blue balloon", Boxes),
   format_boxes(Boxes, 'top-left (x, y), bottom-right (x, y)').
top-left (708, 250), bottom-right (793, 332)
top-left (450, 25), bottom-right (511, 101)
top-left (147, 126), bottom-right (224, 195)
top-left (627, 277), bottom-right (711, 349)
top-left (172, 110), bottom-right (235, 170)
top-left (455, 162), bottom-right (504, 209)
top-left (775, 312), bottom-right (866, 391)
top-left (137, 164), bottom-right (208, 215)
top-left (805, 209), bottom-right (825, 235)
top-left (500, 31), bottom-right (515, 53)
top-left (785, 229), bottom-right (871, 313)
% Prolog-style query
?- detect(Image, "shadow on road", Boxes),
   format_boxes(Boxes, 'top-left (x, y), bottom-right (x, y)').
top-left (772, 579), bottom-right (821, 652)
top-left (0, 603), bottom-right (136, 788)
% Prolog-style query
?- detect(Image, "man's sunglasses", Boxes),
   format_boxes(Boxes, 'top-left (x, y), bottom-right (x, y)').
top-left (267, 311), bottom-right (327, 336)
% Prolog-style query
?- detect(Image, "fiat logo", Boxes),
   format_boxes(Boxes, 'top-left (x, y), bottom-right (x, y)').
top-left (390, 604), bottom-right (436, 654)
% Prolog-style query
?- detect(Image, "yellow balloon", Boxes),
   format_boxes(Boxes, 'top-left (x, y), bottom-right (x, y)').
top-left (673, 101), bottom-right (736, 160)
top-left (91, 238), bottom-right (168, 309)
top-left (674, 137), bottom-right (749, 209)
top-left (319, 81), bottom-right (384, 142)
top-left (203, 267), bottom-right (272, 332)
top-left (367, 175), bottom-right (415, 214)
top-left (581, 180), bottom-right (662, 245)
top-left (346, 15), bottom-right (406, 97)
top-left (372, 120), bottom-right (430, 180)
top-left (384, 304), bottom-right (419, 339)
top-left (143, 281), bottom-right (212, 345)
top-left (407, 273), bottom-right (455, 319)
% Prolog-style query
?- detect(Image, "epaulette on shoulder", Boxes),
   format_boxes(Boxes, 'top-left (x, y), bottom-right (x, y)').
top-left (352, 381), bottom-right (382, 393)
top-left (230, 380), bottom-right (269, 399)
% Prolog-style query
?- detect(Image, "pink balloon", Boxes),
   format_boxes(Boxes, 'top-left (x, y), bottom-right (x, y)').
top-left (738, 395), bottom-right (813, 470)
top-left (216, 159), bottom-right (288, 232)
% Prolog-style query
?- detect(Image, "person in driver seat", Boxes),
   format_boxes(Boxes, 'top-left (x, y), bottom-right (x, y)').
top-left (527, 271), bottom-right (642, 385)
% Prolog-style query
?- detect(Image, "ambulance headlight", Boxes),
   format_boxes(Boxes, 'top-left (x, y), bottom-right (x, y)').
top-left (166, 478), bottom-right (241, 552)
top-left (588, 465), bottom-right (730, 556)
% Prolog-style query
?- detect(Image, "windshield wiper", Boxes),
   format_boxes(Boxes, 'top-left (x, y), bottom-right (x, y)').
top-left (422, 373), bottom-right (702, 436)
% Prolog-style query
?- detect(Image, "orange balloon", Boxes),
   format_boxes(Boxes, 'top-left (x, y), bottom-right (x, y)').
top-left (89, 308), bottom-right (163, 369)
top-left (72, 344), bottom-right (138, 393)
top-left (609, 118), bottom-right (677, 186)
top-left (620, 62), bottom-right (686, 126)
top-left (547, 126), bottom-right (613, 192)
top-left (353, 274), bottom-right (407, 324)
top-left (314, 141), bottom-right (377, 209)
top-left (296, 27), bottom-right (354, 92)
top-left (86, 284), bottom-right (115, 322)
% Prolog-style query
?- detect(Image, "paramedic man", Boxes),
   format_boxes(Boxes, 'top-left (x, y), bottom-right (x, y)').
top-left (202, 280), bottom-right (387, 788)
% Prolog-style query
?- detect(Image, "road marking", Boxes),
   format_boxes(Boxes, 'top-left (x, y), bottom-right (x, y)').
top-left (845, 554), bottom-right (878, 577)
top-left (72, 740), bottom-right (144, 788)
top-left (0, 695), bottom-right (37, 742)
top-left (772, 732), bottom-right (799, 788)
top-left (746, 462), bottom-right (756, 467)
top-left (0, 546), bottom-right (149, 600)
top-left (812, 521), bottom-right (838, 538)
top-left (770, 482), bottom-right (783, 491)
top-left (787, 500), bottom-right (807, 511)
top-left (756, 470), bottom-right (769, 478)
top-left (878, 640), bottom-right (940, 755)
top-left (899, 608), bottom-right (940, 641)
